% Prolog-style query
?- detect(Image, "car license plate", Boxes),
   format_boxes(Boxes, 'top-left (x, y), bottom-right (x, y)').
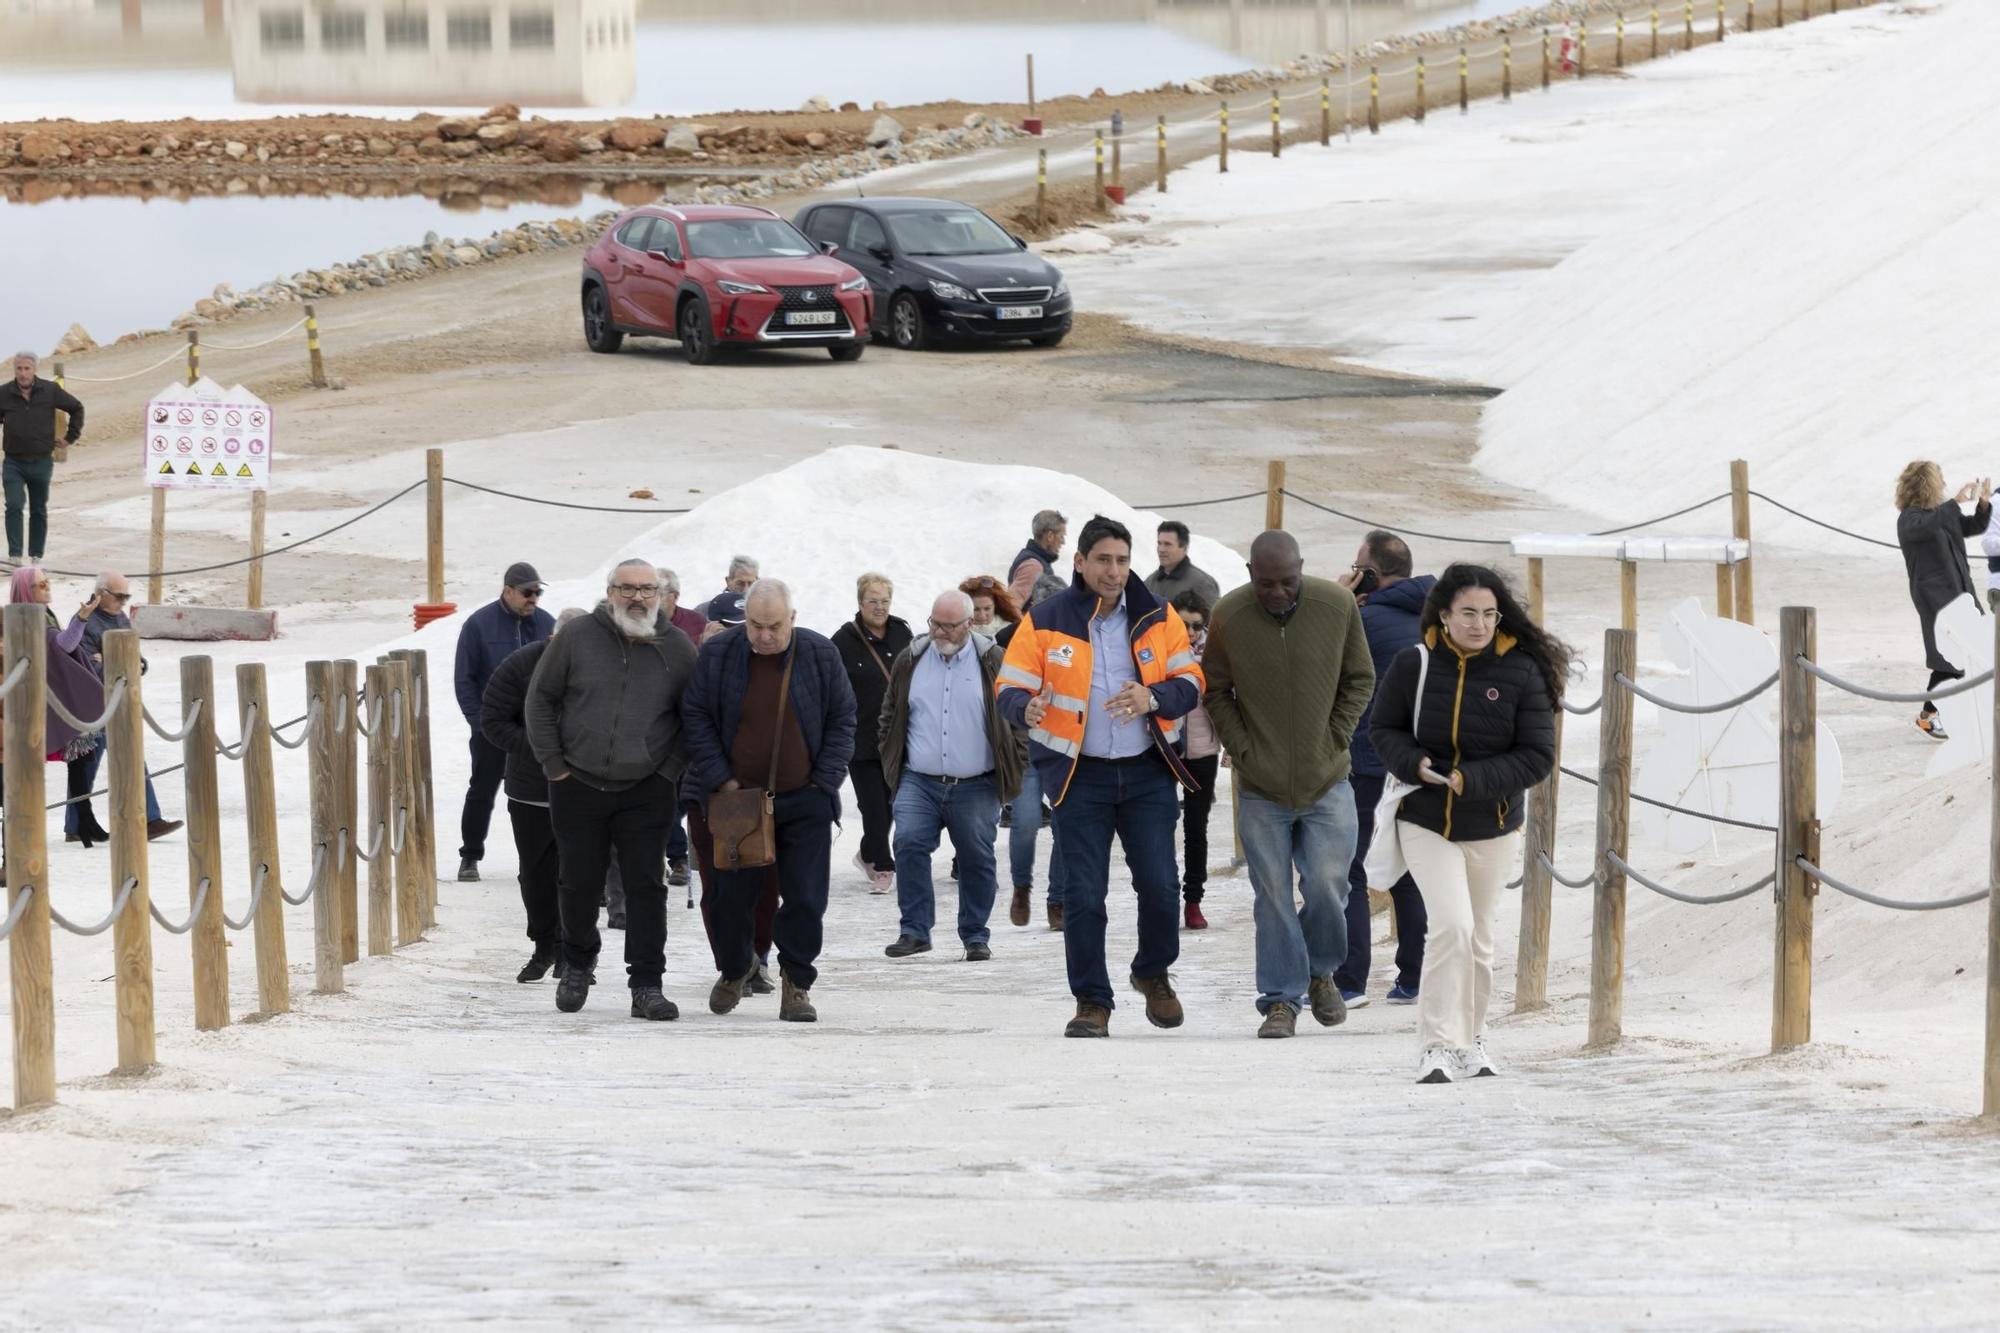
top-left (995, 305), bottom-right (1044, 320)
top-left (786, 310), bottom-right (838, 326)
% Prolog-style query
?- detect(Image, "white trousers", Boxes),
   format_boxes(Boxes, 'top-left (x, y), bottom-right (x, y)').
top-left (1401, 822), bottom-right (1524, 1052)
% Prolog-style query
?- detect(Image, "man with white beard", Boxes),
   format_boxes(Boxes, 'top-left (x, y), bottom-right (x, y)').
top-left (874, 590), bottom-right (1025, 961)
top-left (525, 559), bottom-right (698, 1020)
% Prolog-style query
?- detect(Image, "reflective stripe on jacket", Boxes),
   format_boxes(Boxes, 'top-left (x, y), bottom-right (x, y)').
top-left (995, 571), bottom-right (1205, 804)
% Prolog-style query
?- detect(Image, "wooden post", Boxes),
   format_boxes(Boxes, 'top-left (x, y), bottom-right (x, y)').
top-left (179, 655), bottom-right (229, 1031)
top-left (1719, 0), bottom-right (1728, 40)
top-left (304, 302), bottom-right (327, 388)
top-left (1730, 459), bottom-right (1754, 625)
top-left (1774, 0), bottom-right (1783, 28)
top-left (400, 648), bottom-right (439, 928)
top-left (1516, 711), bottom-right (1562, 1013)
top-left (1219, 103), bottom-right (1229, 172)
top-left (306, 660), bottom-right (343, 994)
top-left (185, 330), bottom-right (200, 385)
top-left (1746, 0), bottom-right (1755, 31)
top-left (1094, 131), bottom-right (1107, 210)
top-left (1587, 628), bottom-right (1635, 1047)
top-left (1155, 115), bottom-right (1167, 194)
top-left (1715, 563), bottom-right (1735, 620)
top-left (1542, 29), bottom-right (1552, 90)
top-left (1619, 559), bottom-right (1638, 634)
top-left (364, 664), bottom-right (394, 955)
top-left (384, 658), bottom-right (423, 946)
top-left (102, 629), bottom-right (156, 1072)
top-left (1319, 77), bottom-right (1330, 145)
top-left (247, 488), bottom-right (267, 610)
top-left (236, 662), bottom-right (289, 1016)
top-left (1112, 122), bottom-right (1122, 188)
top-left (1025, 52), bottom-right (1036, 120)
top-left (1368, 67), bottom-right (1380, 133)
top-left (1503, 37), bottom-right (1512, 100)
top-left (1986, 611), bottom-right (2000, 1116)
top-left (1651, 6), bottom-right (1660, 58)
top-left (148, 488), bottom-right (167, 606)
top-left (1269, 88), bottom-right (1280, 157)
top-left (1035, 149), bottom-right (1047, 229)
top-left (1772, 607), bottom-right (1817, 1052)
top-left (5, 603), bottom-right (55, 1108)
top-left (1415, 57), bottom-right (1426, 123)
top-left (1265, 460), bottom-right (1286, 531)
top-left (1458, 47), bottom-right (1469, 113)
top-left (1526, 556), bottom-right (1546, 626)
top-left (425, 447), bottom-right (445, 607)
top-left (50, 360), bottom-right (68, 464)
top-left (335, 658), bottom-right (360, 964)
top-left (1578, 27), bottom-right (1588, 76)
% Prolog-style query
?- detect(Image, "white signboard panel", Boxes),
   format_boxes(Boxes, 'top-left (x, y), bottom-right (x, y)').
top-left (143, 377), bottom-right (272, 492)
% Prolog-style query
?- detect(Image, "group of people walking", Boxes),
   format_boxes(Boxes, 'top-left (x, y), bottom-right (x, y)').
top-left (460, 510), bottom-right (1564, 1082)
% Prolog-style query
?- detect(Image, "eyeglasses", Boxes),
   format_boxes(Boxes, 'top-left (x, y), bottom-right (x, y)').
top-left (1351, 563), bottom-right (1378, 574)
top-left (927, 617), bottom-right (971, 632)
top-left (965, 577), bottom-right (1000, 591)
top-left (107, 591), bottom-right (133, 603)
top-left (1449, 609), bottom-right (1502, 627)
top-left (611, 583), bottom-right (661, 597)
top-left (1183, 619), bottom-right (1205, 631)
top-left (860, 598), bottom-right (892, 610)
top-left (516, 586), bottom-right (544, 599)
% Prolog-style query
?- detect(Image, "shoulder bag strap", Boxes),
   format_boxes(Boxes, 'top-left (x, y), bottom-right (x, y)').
top-left (765, 650), bottom-right (797, 794)
top-left (1411, 644), bottom-right (1431, 736)
top-left (861, 630), bottom-right (892, 681)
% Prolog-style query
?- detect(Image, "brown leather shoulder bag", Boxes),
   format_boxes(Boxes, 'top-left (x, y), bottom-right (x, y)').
top-left (709, 651), bottom-right (795, 870)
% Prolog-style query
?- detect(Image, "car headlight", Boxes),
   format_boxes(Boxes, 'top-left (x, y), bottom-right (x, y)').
top-left (928, 279), bottom-right (977, 302)
top-left (1053, 275), bottom-right (1070, 299)
top-left (839, 276), bottom-right (868, 293)
top-left (717, 280), bottom-right (768, 295)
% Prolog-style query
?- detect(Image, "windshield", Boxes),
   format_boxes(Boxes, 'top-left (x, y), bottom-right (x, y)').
top-left (685, 218), bottom-right (817, 260)
top-left (886, 209), bottom-right (1016, 256)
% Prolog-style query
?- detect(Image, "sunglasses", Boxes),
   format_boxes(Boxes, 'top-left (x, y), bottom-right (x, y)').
top-left (106, 591), bottom-right (133, 603)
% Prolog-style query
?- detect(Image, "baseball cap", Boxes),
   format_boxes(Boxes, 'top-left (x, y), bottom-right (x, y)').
top-left (708, 591), bottom-right (746, 625)
top-left (504, 561), bottom-right (543, 591)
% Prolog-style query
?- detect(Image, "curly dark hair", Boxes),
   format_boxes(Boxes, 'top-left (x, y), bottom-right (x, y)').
top-left (1421, 563), bottom-right (1573, 703)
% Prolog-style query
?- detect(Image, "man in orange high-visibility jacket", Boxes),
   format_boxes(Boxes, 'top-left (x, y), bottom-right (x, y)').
top-left (997, 513), bottom-right (1206, 1038)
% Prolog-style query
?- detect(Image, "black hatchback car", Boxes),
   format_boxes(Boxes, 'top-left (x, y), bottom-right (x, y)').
top-left (793, 197), bottom-right (1073, 351)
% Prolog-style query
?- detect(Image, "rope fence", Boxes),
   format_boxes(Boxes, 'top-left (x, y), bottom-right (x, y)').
top-left (1609, 853), bottom-right (1772, 906)
top-left (148, 877), bottom-right (211, 936)
top-left (1796, 857), bottom-right (1990, 912)
top-left (1796, 659), bottom-right (1994, 705)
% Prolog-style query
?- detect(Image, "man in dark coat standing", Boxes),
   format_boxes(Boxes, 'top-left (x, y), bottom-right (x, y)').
top-left (0, 352), bottom-right (83, 561)
top-left (453, 560), bottom-right (554, 882)
top-left (830, 572), bottom-right (913, 892)
top-left (683, 578), bottom-right (856, 1023)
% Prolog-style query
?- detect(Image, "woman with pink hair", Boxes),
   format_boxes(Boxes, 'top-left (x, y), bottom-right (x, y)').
top-left (4, 565), bottom-right (111, 848)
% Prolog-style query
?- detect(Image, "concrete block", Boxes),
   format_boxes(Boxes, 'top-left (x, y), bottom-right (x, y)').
top-left (133, 604), bottom-right (279, 642)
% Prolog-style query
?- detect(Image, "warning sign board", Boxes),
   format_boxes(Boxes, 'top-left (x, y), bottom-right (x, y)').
top-left (143, 377), bottom-right (272, 492)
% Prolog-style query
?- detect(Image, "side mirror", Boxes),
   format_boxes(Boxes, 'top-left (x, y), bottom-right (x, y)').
top-left (648, 248), bottom-right (681, 266)
top-left (867, 245), bottom-right (893, 264)
top-left (819, 239), bottom-right (839, 255)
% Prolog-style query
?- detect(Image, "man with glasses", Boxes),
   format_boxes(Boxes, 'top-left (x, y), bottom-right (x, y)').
top-left (875, 589), bottom-right (1024, 962)
top-left (72, 570), bottom-right (182, 842)
top-left (526, 558), bottom-right (698, 1020)
top-left (1201, 529), bottom-right (1375, 1039)
top-left (453, 561), bottom-right (556, 882)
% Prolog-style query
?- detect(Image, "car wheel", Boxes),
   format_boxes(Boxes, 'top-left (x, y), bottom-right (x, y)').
top-left (679, 297), bottom-right (718, 365)
top-left (829, 342), bottom-right (866, 363)
top-left (582, 285), bottom-right (623, 353)
top-left (890, 293), bottom-right (929, 351)
top-left (1029, 330), bottom-right (1068, 348)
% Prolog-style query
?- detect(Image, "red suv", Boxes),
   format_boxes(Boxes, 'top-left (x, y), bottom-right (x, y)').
top-left (581, 204), bottom-right (871, 364)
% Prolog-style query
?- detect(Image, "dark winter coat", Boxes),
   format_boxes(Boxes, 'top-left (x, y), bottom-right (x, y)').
top-left (1369, 628), bottom-right (1557, 843)
top-left (454, 597), bottom-right (555, 720)
top-left (0, 377), bottom-right (83, 459)
top-left (679, 626), bottom-right (856, 815)
top-left (830, 613), bottom-right (913, 768)
top-left (523, 606), bottom-right (696, 791)
top-left (1144, 557), bottom-right (1221, 608)
top-left (1350, 574), bottom-right (1437, 777)
top-left (480, 639), bottom-right (552, 803)
top-left (876, 634), bottom-right (1026, 802)
top-left (1898, 500), bottom-right (1991, 675)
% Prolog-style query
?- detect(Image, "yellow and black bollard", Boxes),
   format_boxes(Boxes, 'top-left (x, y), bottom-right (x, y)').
top-left (1156, 114), bottom-right (1167, 194)
top-left (1368, 67), bottom-right (1381, 133)
top-left (1578, 26), bottom-right (1588, 76)
top-left (1717, 0), bottom-right (1726, 42)
top-left (304, 301), bottom-right (327, 388)
top-left (1542, 28), bottom-right (1552, 90)
top-left (1746, 0), bottom-right (1754, 32)
top-left (1415, 56), bottom-right (1426, 124)
top-left (1035, 148), bottom-right (1047, 228)
top-left (1094, 132), bottom-right (1106, 212)
top-left (1319, 77), bottom-right (1330, 145)
top-left (186, 330), bottom-right (199, 386)
top-left (1459, 47), bottom-right (1469, 113)
top-left (1616, 10), bottom-right (1625, 68)
top-left (1503, 37), bottom-right (1513, 100)
top-left (1269, 89), bottom-right (1280, 157)
top-left (1651, 6), bottom-right (1660, 58)
top-left (1219, 101), bottom-right (1229, 172)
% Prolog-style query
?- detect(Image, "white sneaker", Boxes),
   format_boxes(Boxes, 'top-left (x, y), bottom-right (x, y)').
top-left (1460, 1035), bottom-right (1500, 1078)
top-left (869, 872), bottom-right (892, 896)
top-left (1416, 1045), bottom-right (1456, 1085)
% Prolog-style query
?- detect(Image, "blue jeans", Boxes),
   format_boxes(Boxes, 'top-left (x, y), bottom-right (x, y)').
top-left (1238, 781), bottom-right (1358, 1014)
top-left (65, 744), bottom-right (163, 835)
top-left (1051, 754), bottom-right (1181, 1010)
top-left (1008, 760), bottom-right (1068, 908)
top-left (892, 772), bottom-right (1000, 946)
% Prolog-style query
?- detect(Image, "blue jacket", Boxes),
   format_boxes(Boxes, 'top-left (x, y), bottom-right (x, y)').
top-left (1351, 574), bottom-right (1436, 777)
top-left (679, 626), bottom-right (857, 816)
top-left (454, 598), bottom-right (554, 720)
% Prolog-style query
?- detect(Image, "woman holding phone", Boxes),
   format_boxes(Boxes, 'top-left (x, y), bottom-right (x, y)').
top-left (1368, 564), bottom-right (1564, 1084)
top-left (1894, 461), bottom-right (1990, 740)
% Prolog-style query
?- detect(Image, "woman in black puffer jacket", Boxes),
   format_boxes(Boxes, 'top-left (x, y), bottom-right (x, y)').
top-left (1370, 564), bottom-right (1565, 1086)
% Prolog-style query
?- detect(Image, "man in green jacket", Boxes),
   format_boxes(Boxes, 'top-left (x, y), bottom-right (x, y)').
top-left (1202, 529), bottom-right (1375, 1039)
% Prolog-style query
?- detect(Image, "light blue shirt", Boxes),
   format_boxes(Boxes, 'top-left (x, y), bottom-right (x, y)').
top-left (906, 641), bottom-right (994, 778)
top-left (1082, 594), bottom-right (1152, 759)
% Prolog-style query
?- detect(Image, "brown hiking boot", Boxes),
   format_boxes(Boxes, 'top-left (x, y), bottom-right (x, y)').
top-left (1064, 1002), bottom-right (1110, 1038)
top-left (1129, 973), bottom-right (1184, 1029)
top-left (1046, 900), bottom-right (1064, 932)
top-left (779, 973), bottom-right (818, 1023)
top-left (1307, 976), bottom-right (1348, 1028)
top-left (1258, 1004), bottom-right (1298, 1039)
top-left (708, 964), bottom-right (757, 1015)
top-left (1010, 884), bottom-right (1031, 928)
